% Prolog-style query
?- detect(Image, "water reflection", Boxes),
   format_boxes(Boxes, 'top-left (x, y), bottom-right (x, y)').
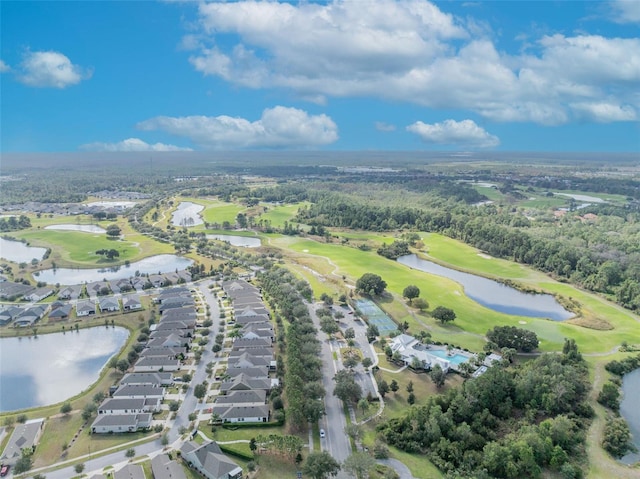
top-left (206, 234), bottom-right (261, 248)
top-left (172, 202), bottom-right (204, 227)
top-left (620, 369), bottom-right (640, 465)
top-left (36, 254), bottom-right (193, 284)
top-left (397, 254), bottom-right (573, 320)
top-left (0, 326), bottom-right (129, 412)
top-left (45, 224), bottom-right (107, 234)
top-left (0, 237), bottom-right (47, 263)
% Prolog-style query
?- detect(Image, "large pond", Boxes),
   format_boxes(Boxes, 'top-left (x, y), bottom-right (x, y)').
top-left (0, 237), bottom-right (47, 263)
top-left (172, 202), bottom-right (204, 227)
top-left (206, 234), bottom-right (261, 248)
top-left (45, 224), bottom-right (107, 234)
top-left (620, 368), bottom-right (640, 465)
top-left (0, 326), bottom-right (129, 412)
top-left (35, 254), bottom-right (193, 285)
top-left (397, 254), bottom-right (573, 320)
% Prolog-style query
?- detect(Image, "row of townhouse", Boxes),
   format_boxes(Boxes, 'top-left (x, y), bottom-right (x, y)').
top-left (212, 280), bottom-right (279, 424)
top-left (89, 288), bottom-right (198, 434)
top-left (75, 294), bottom-right (143, 317)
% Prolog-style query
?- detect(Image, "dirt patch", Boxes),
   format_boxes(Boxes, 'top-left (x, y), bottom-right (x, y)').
top-left (477, 253), bottom-right (492, 259)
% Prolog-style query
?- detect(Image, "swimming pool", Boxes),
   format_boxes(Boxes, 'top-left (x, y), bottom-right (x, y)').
top-left (428, 349), bottom-right (471, 365)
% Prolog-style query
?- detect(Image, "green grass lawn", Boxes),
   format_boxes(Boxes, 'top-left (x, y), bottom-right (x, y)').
top-left (270, 233), bottom-right (640, 354)
top-left (194, 198), bottom-right (245, 225)
top-left (14, 229), bottom-right (140, 264)
top-left (259, 202), bottom-right (308, 228)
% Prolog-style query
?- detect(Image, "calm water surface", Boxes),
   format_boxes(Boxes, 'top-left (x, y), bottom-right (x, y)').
top-left (172, 202), bottom-right (204, 227)
top-left (620, 368), bottom-right (640, 465)
top-left (44, 224), bottom-right (107, 234)
top-left (206, 234), bottom-right (261, 248)
top-left (0, 326), bottom-right (129, 412)
top-left (36, 254), bottom-right (193, 284)
top-left (0, 237), bottom-right (47, 263)
top-left (397, 254), bottom-right (573, 320)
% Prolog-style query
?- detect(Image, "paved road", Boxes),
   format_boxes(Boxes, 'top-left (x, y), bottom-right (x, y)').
top-left (308, 303), bottom-right (352, 479)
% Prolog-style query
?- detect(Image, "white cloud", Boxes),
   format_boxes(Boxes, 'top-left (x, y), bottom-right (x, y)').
top-left (137, 106), bottom-right (338, 149)
top-left (407, 119), bottom-right (499, 148)
top-left (570, 102), bottom-right (637, 122)
top-left (611, 0), bottom-right (640, 23)
top-left (187, 1), bottom-right (640, 125)
top-left (80, 138), bottom-right (192, 152)
top-left (18, 50), bottom-right (91, 88)
top-left (0, 60), bottom-right (10, 73)
top-left (375, 122), bottom-right (396, 132)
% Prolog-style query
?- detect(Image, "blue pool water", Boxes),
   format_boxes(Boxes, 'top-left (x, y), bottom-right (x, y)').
top-left (428, 349), bottom-right (470, 365)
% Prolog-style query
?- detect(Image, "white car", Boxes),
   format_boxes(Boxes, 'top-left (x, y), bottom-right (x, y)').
top-left (320, 429), bottom-right (326, 438)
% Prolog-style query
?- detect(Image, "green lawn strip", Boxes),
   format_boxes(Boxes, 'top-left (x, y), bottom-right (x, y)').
top-left (202, 424), bottom-right (285, 443)
top-left (272, 234), bottom-right (639, 353)
top-left (191, 198), bottom-right (245, 225)
top-left (387, 447), bottom-right (444, 479)
top-left (472, 185), bottom-right (504, 202)
top-left (32, 413), bottom-right (85, 467)
top-left (258, 203), bottom-right (308, 228)
top-left (270, 236), bottom-right (563, 351)
top-left (253, 454), bottom-right (300, 479)
top-left (417, 233), bottom-right (540, 281)
top-left (14, 229), bottom-right (140, 265)
top-left (286, 262), bottom-right (338, 299)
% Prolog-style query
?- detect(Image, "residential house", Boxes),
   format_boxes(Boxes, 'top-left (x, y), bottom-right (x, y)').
top-left (0, 419), bottom-right (45, 464)
top-left (224, 366), bottom-right (269, 379)
top-left (0, 305), bottom-right (23, 326)
top-left (48, 304), bottom-right (73, 321)
top-left (58, 284), bottom-right (83, 300)
top-left (76, 299), bottom-right (97, 317)
top-left (99, 296), bottom-right (120, 313)
top-left (122, 294), bottom-right (143, 311)
top-left (97, 397), bottom-right (161, 415)
top-left (91, 413), bottom-right (152, 434)
top-left (158, 297), bottom-right (194, 313)
top-left (227, 353), bottom-right (273, 370)
top-left (180, 440), bottom-right (242, 479)
top-left (109, 278), bottom-right (133, 294)
top-left (231, 338), bottom-right (271, 350)
top-left (113, 464), bottom-right (146, 479)
top-left (212, 404), bottom-right (270, 424)
top-left (219, 374), bottom-right (271, 394)
top-left (160, 307), bottom-right (197, 321)
top-left (151, 453), bottom-right (187, 479)
top-left (112, 385), bottom-right (165, 400)
top-left (23, 286), bottom-right (54, 302)
top-left (133, 356), bottom-right (181, 373)
top-left (140, 347), bottom-right (186, 360)
top-left (213, 389), bottom-right (266, 406)
top-left (87, 281), bottom-right (110, 297)
top-left (155, 319), bottom-right (195, 331)
top-left (120, 372), bottom-right (173, 387)
top-left (14, 305), bottom-right (47, 327)
top-left (145, 335), bottom-right (188, 349)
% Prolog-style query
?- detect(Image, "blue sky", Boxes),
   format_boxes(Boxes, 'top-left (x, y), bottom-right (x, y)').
top-left (1, 0), bottom-right (639, 152)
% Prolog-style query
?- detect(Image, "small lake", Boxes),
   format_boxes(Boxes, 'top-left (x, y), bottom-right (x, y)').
top-left (556, 193), bottom-right (606, 203)
top-left (36, 254), bottom-right (193, 285)
top-left (0, 237), bottom-right (47, 263)
top-left (397, 254), bottom-right (573, 320)
top-left (206, 234), bottom-right (261, 248)
top-left (0, 326), bottom-right (129, 412)
top-left (45, 224), bottom-right (107, 234)
top-left (620, 368), bottom-right (640, 465)
top-left (172, 202), bottom-right (204, 227)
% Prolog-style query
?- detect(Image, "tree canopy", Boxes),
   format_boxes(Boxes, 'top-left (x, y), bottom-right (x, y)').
top-left (355, 273), bottom-right (387, 297)
top-left (432, 306), bottom-right (456, 324)
top-left (486, 325), bottom-right (539, 352)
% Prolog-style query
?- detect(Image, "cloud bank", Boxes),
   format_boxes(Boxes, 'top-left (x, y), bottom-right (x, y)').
top-left (137, 106), bottom-right (338, 149)
top-left (407, 119), bottom-right (499, 148)
top-left (80, 138), bottom-right (192, 152)
top-left (186, 0), bottom-right (639, 125)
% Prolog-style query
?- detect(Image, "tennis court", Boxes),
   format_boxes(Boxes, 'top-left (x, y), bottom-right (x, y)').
top-left (354, 299), bottom-right (398, 335)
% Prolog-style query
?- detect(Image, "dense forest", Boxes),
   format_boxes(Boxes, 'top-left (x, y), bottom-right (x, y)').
top-left (378, 341), bottom-right (592, 478)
